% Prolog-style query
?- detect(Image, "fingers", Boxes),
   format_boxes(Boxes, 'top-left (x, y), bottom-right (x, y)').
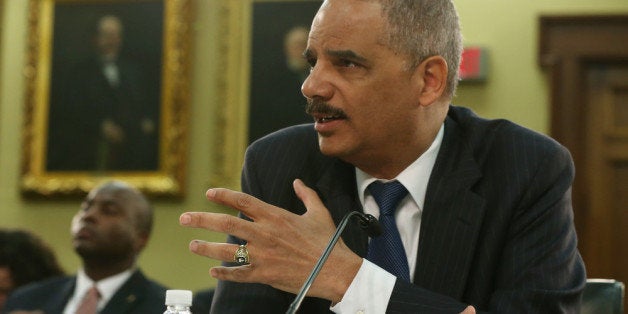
top-left (293, 179), bottom-right (318, 207)
top-left (191, 241), bottom-right (258, 283)
top-left (181, 181), bottom-right (346, 296)
top-left (189, 240), bottom-right (242, 262)
top-left (293, 179), bottom-right (334, 224)
top-left (210, 265), bottom-right (255, 282)
top-left (179, 212), bottom-right (256, 242)
top-left (205, 188), bottom-right (266, 220)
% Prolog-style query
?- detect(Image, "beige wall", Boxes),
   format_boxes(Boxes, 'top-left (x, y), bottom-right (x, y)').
top-left (0, 0), bottom-right (627, 293)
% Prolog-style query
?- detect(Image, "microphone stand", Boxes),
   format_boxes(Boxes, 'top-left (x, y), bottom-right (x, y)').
top-left (286, 211), bottom-right (380, 314)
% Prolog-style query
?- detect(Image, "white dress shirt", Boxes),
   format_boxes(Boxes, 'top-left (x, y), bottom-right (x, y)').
top-left (63, 268), bottom-right (134, 314)
top-left (331, 124), bottom-right (444, 313)
top-left (102, 61), bottom-right (120, 87)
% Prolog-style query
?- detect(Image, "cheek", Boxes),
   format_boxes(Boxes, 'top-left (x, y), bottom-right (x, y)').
top-left (110, 223), bottom-right (141, 244)
top-left (350, 93), bottom-right (417, 144)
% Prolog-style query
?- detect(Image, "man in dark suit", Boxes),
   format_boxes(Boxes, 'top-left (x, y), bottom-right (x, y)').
top-left (3, 181), bottom-right (167, 314)
top-left (180, 0), bottom-right (586, 312)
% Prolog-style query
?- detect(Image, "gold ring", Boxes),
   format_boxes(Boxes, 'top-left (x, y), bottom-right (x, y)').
top-left (234, 244), bottom-right (250, 264)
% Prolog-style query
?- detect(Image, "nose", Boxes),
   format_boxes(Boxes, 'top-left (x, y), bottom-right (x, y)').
top-left (79, 205), bottom-right (99, 222)
top-left (301, 63), bottom-right (333, 101)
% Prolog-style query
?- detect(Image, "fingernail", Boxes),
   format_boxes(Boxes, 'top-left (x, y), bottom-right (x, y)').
top-left (206, 188), bottom-right (216, 198)
top-left (180, 213), bottom-right (191, 225)
top-left (190, 240), bottom-right (198, 251)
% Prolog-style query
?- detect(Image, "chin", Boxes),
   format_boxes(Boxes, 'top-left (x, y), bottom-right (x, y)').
top-left (318, 137), bottom-right (351, 159)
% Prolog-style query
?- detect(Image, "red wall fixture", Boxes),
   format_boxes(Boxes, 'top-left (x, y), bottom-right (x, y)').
top-left (459, 47), bottom-right (488, 82)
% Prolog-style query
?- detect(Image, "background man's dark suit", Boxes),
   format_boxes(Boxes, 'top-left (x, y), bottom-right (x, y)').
top-left (210, 106), bottom-right (586, 313)
top-left (46, 56), bottom-right (158, 171)
top-left (2, 270), bottom-right (166, 314)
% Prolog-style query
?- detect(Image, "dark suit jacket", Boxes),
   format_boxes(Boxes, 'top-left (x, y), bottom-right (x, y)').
top-left (211, 106), bottom-right (586, 313)
top-left (46, 56), bottom-right (158, 171)
top-left (192, 288), bottom-right (215, 314)
top-left (2, 269), bottom-right (167, 314)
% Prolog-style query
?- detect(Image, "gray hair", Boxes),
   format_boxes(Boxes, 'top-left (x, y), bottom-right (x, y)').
top-left (379, 0), bottom-right (463, 97)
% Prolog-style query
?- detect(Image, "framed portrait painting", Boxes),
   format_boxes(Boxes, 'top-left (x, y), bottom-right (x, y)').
top-left (21, 0), bottom-right (192, 197)
top-left (211, 0), bottom-right (321, 188)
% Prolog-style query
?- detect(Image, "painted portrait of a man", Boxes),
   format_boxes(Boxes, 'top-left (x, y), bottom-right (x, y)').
top-left (46, 2), bottom-right (163, 172)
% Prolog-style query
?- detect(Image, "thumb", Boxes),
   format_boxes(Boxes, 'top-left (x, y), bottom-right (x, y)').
top-left (293, 179), bottom-right (335, 224)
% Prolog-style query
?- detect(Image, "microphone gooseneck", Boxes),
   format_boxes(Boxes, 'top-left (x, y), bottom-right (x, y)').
top-left (286, 211), bottom-right (380, 314)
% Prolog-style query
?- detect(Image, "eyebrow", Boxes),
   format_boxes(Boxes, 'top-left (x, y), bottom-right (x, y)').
top-left (303, 48), bottom-right (369, 64)
top-left (326, 49), bottom-right (368, 63)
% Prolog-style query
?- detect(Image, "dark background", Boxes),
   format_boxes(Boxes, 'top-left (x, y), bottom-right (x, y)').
top-left (248, 1), bottom-right (322, 143)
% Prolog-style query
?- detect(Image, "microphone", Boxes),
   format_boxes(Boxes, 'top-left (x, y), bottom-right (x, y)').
top-left (286, 211), bottom-right (381, 314)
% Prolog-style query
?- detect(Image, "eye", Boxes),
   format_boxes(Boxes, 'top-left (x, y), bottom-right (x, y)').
top-left (97, 200), bottom-right (123, 216)
top-left (339, 59), bottom-right (358, 68)
top-left (101, 204), bottom-right (121, 216)
top-left (306, 56), bottom-right (317, 68)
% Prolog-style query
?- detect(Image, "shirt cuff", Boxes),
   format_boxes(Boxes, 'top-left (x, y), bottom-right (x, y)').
top-left (330, 259), bottom-right (396, 313)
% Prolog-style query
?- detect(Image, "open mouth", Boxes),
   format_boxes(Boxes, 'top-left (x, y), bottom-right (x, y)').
top-left (317, 115), bottom-right (343, 123)
top-left (306, 99), bottom-right (347, 123)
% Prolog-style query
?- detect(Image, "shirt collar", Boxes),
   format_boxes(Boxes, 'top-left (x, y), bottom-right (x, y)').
top-left (75, 267), bottom-right (135, 306)
top-left (356, 123), bottom-right (444, 210)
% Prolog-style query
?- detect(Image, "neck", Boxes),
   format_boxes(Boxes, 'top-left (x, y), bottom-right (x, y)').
top-left (83, 257), bottom-right (135, 282)
top-left (355, 123), bottom-right (443, 179)
top-left (354, 148), bottom-right (427, 180)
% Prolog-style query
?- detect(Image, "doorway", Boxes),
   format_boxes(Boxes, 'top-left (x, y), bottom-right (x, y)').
top-left (540, 15), bottom-right (628, 308)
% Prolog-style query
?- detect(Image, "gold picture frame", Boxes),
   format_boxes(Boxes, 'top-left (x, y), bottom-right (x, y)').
top-left (211, 0), bottom-right (320, 189)
top-left (21, 0), bottom-right (192, 197)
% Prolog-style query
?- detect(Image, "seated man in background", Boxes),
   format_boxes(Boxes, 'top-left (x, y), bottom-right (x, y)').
top-left (0, 229), bottom-right (65, 311)
top-left (3, 180), bottom-right (167, 314)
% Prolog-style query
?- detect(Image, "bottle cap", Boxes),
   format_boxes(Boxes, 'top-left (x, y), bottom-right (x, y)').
top-left (165, 289), bottom-right (193, 306)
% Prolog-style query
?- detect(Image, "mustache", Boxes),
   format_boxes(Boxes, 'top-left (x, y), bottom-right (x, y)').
top-left (305, 98), bottom-right (347, 118)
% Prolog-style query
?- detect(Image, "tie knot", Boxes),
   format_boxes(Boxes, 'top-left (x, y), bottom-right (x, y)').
top-left (368, 180), bottom-right (408, 216)
top-left (88, 285), bottom-right (101, 298)
top-left (75, 285), bottom-right (100, 314)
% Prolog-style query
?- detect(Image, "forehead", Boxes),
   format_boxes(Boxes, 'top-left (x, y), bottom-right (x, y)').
top-left (87, 185), bottom-right (134, 206)
top-left (309, 0), bottom-right (387, 50)
top-left (99, 17), bottom-right (122, 33)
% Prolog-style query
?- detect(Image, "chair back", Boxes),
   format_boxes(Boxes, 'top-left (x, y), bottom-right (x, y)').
top-left (581, 278), bottom-right (624, 314)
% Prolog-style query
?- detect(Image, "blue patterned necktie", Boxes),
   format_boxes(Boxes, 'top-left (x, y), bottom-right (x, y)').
top-left (366, 180), bottom-right (411, 282)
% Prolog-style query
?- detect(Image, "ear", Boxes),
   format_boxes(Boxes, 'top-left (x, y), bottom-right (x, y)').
top-left (135, 231), bottom-right (149, 252)
top-left (414, 56), bottom-right (448, 106)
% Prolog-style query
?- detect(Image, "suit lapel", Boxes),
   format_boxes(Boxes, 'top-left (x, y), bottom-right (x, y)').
top-left (101, 270), bottom-right (145, 314)
top-left (44, 277), bottom-right (75, 313)
top-left (413, 114), bottom-right (486, 299)
top-left (315, 158), bottom-right (369, 257)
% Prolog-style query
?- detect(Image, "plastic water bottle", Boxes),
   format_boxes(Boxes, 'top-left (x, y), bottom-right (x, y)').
top-left (164, 289), bottom-right (193, 314)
